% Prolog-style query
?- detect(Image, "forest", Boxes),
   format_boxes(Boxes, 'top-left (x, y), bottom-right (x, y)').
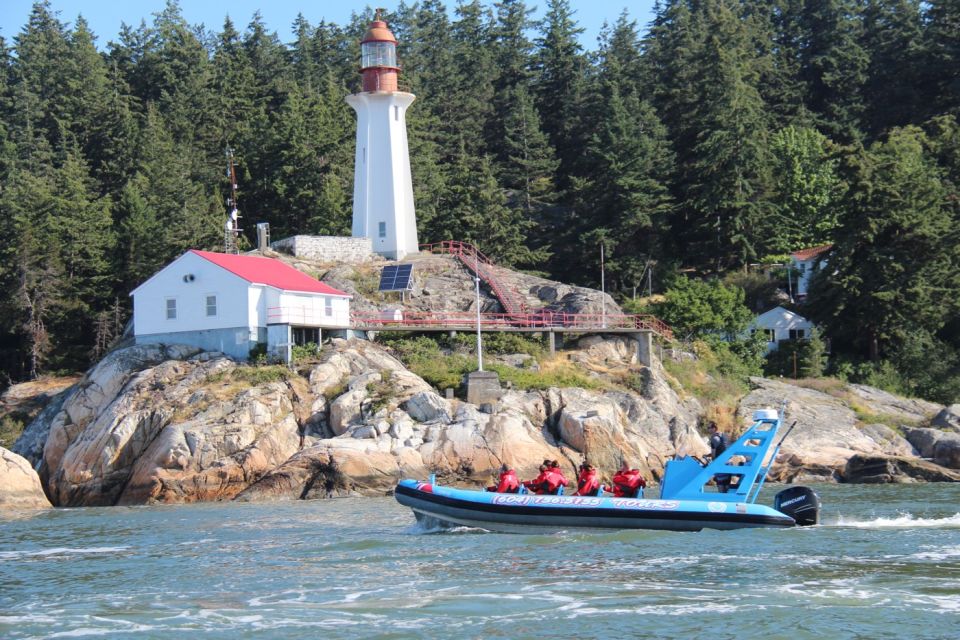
top-left (0, 0), bottom-right (958, 403)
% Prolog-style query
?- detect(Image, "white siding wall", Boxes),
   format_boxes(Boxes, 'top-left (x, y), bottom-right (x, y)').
top-left (132, 252), bottom-right (251, 336)
top-left (750, 307), bottom-right (816, 353)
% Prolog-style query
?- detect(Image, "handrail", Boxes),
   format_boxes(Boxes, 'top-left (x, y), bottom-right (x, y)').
top-left (350, 310), bottom-right (673, 340)
top-left (418, 240), bottom-right (673, 341)
top-left (420, 240), bottom-right (526, 314)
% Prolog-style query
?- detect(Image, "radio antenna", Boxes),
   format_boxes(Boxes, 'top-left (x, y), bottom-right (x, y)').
top-left (224, 147), bottom-right (241, 254)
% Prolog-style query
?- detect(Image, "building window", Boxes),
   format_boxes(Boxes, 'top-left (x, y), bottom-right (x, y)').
top-left (206, 295), bottom-right (217, 317)
top-left (789, 329), bottom-right (806, 340)
top-left (325, 297), bottom-right (333, 317)
top-left (166, 298), bottom-right (177, 320)
top-left (762, 329), bottom-right (775, 342)
top-left (378, 221), bottom-right (386, 238)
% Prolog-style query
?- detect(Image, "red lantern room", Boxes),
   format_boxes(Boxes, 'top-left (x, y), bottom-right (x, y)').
top-left (360, 13), bottom-right (399, 93)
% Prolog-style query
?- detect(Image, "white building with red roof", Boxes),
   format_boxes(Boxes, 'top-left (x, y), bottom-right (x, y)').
top-left (131, 250), bottom-right (351, 361)
top-left (790, 244), bottom-right (832, 300)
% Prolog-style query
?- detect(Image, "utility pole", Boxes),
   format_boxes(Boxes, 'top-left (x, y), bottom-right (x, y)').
top-left (600, 241), bottom-right (606, 328)
top-left (224, 148), bottom-right (241, 254)
top-left (474, 258), bottom-right (483, 371)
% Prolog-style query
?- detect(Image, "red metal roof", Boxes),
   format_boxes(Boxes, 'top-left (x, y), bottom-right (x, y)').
top-left (791, 244), bottom-right (832, 261)
top-left (191, 250), bottom-right (350, 296)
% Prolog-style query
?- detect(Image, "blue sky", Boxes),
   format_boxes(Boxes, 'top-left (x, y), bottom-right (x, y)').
top-left (1, 1), bottom-right (657, 50)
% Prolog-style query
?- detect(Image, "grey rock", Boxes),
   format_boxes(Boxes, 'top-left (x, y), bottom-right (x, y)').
top-left (931, 404), bottom-right (960, 432)
top-left (403, 391), bottom-right (450, 423)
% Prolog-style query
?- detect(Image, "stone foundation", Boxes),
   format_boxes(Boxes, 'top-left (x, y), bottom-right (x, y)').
top-left (272, 235), bottom-right (373, 264)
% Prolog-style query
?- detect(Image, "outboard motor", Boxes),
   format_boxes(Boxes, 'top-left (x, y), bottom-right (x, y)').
top-left (774, 486), bottom-right (821, 526)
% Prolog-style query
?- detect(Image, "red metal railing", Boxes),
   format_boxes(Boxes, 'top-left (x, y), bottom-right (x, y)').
top-left (350, 310), bottom-right (674, 341)
top-left (420, 240), bottom-right (527, 314)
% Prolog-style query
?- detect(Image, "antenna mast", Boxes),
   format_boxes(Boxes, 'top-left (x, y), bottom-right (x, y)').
top-left (224, 147), bottom-right (241, 254)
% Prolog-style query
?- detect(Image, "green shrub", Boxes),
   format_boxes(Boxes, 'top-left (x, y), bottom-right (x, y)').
top-left (292, 342), bottom-right (321, 364)
top-left (0, 414), bottom-right (27, 448)
top-left (230, 365), bottom-right (292, 385)
top-left (249, 343), bottom-right (267, 364)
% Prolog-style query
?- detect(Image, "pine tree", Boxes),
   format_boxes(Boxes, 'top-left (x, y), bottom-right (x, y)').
top-left (533, 0), bottom-right (588, 185)
top-left (807, 126), bottom-right (960, 360)
top-left (799, 0), bottom-right (868, 143)
top-left (677, 0), bottom-right (774, 270)
top-left (861, 0), bottom-right (925, 138)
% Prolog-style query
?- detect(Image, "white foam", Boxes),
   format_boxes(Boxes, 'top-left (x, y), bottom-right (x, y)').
top-left (0, 546), bottom-right (129, 560)
top-left (831, 513), bottom-right (960, 528)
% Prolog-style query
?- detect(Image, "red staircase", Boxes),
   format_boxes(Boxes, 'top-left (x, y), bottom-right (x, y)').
top-left (420, 241), bottom-right (527, 315)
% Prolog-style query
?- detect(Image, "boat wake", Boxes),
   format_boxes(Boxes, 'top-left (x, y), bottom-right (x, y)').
top-left (404, 515), bottom-right (487, 535)
top-left (829, 513), bottom-right (960, 529)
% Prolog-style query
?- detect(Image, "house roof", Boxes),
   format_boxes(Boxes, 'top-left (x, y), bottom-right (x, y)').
top-left (791, 244), bottom-right (832, 261)
top-left (752, 305), bottom-right (811, 326)
top-left (191, 250), bottom-right (350, 296)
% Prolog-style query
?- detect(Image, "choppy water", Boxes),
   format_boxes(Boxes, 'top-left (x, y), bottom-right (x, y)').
top-left (2, 484), bottom-right (959, 639)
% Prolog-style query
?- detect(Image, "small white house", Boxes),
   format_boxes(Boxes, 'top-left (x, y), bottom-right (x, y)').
top-left (749, 306), bottom-right (816, 354)
top-left (790, 244), bottom-right (831, 300)
top-left (131, 250), bottom-right (352, 361)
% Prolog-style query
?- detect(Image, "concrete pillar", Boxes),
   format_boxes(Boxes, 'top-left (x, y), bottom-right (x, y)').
top-left (548, 331), bottom-right (556, 355)
top-left (635, 331), bottom-right (653, 367)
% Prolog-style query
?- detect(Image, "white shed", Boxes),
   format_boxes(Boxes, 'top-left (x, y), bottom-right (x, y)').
top-left (749, 306), bottom-right (816, 354)
top-left (131, 250), bottom-right (352, 361)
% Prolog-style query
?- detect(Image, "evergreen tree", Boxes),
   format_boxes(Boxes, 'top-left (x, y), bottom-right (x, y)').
top-left (799, 0), bottom-right (868, 143)
top-left (533, 0), bottom-right (588, 185)
top-left (861, 0), bottom-right (925, 138)
top-left (676, 0), bottom-right (774, 269)
top-left (923, 1), bottom-right (960, 118)
top-left (807, 126), bottom-right (960, 360)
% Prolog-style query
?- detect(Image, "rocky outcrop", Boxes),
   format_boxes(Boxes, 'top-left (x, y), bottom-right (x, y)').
top-left (843, 454), bottom-right (960, 483)
top-left (931, 404), bottom-right (960, 432)
top-left (0, 447), bottom-right (51, 509)
top-left (13, 331), bottom-right (960, 506)
top-left (739, 377), bottom-right (954, 482)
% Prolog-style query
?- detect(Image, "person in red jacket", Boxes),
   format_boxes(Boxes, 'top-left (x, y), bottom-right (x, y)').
top-left (486, 463), bottom-right (520, 493)
top-left (574, 463), bottom-right (601, 496)
top-left (523, 465), bottom-right (550, 494)
top-left (542, 462), bottom-right (569, 494)
top-left (612, 461), bottom-right (647, 498)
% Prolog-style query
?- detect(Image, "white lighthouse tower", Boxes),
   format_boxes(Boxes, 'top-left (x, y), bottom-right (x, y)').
top-left (347, 14), bottom-right (419, 260)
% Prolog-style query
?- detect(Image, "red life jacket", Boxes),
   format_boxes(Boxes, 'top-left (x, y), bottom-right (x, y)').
top-left (524, 470), bottom-right (549, 494)
top-left (495, 469), bottom-right (520, 493)
top-left (575, 470), bottom-right (601, 496)
top-left (612, 469), bottom-right (646, 497)
top-left (542, 468), bottom-right (568, 494)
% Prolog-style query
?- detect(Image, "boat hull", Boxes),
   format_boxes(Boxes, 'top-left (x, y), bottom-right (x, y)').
top-left (395, 480), bottom-right (795, 533)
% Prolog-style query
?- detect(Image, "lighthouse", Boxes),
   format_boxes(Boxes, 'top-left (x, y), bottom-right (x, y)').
top-left (347, 14), bottom-right (419, 260)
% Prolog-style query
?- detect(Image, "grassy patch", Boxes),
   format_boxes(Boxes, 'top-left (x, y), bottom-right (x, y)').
top-left (228, 365), bottom-right (293, 385)
top-left (783, 377), bottom-right (848, 398)
top-left (352, 266), bottom-right (382, 298)
top-left (663, 356), bottom-right (748, 433)
top-left (0, 414), bottom-right (28, 449)
top-left (489, 358), bottom-right (606, 391)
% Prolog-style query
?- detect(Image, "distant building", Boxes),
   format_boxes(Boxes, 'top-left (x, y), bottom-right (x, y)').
top-left (131, 250), bottom-right (351, 362)
top-left (790, 244), bottom-right (831, 300)
top-left (749, 306), bottom-right (816, 354)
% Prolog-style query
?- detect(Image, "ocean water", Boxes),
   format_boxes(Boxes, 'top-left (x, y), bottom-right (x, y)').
top-left (1, 484), bottom-right (959, 639)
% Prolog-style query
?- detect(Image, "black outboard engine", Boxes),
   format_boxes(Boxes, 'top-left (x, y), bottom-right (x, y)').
top-left (774, 486), bottom-right (821, 526)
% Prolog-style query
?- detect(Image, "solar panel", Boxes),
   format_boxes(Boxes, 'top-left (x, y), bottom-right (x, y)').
top-left (378, 264), bottom-right (414, 291)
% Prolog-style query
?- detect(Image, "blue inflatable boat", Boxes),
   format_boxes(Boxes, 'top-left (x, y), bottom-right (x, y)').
top-left (395, 408), bottom-right (820, 533)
